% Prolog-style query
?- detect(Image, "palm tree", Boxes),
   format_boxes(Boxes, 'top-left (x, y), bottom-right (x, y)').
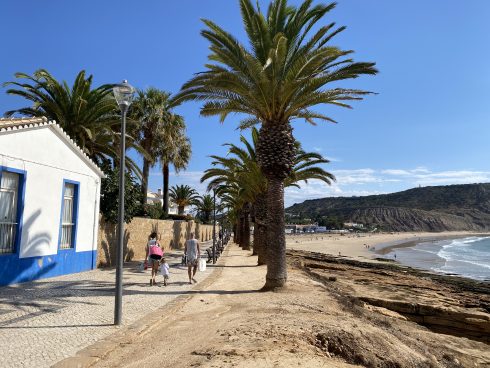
top-left (202, 150), bottom-right (255, 250)
top-left (157, 114), bottom-right (192, 216)
top-left (3, 69), bottom-right (143, 175)
top-left (169, 184), bottom-right (200, 215)
top-left (196, 194), bottom-right (214, 223)
top-left (175, 0), bottom-right (377, 289)
top-left (202, 127), bottom-right (335, 263)
top-left (213, 183), bottom-right (245, 246)
top-left (130, 88), bottom-right (170, 206)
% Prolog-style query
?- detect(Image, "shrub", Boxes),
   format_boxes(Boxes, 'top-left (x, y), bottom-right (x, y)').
top-left (144, 202), bottom-right (163, 219)
top-left (100, 163), bottom-right (143, 223)
top-left (165, 213), bottom-right (194, 221)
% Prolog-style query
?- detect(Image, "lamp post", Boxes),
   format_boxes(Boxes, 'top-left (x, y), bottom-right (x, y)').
top-left (212, 188), bottom-right (217, 264)
top-left (112, 80), bottom-right (135, 326)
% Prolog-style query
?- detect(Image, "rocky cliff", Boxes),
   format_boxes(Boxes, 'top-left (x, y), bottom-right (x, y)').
top-left (287, 183), bottom-right (490, 231)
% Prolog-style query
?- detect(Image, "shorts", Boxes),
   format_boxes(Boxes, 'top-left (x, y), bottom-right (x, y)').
top-left (186, 258), bottom-right (198, 267)
top-left (163, 274), bottom-right (169, 280)
top-left (149, 258), bottom-right (160, 267)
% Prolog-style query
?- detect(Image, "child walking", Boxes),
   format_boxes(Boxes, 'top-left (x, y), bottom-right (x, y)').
top-left (160, 257), bottom-right (170, 286)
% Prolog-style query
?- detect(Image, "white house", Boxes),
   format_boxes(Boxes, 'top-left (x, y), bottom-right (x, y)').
top-left (146, 189), bottom-right (188, 215)
top-left (0, 117), bottom-right (103, 285)
top-left (344, 222), bottom-right (364, 229)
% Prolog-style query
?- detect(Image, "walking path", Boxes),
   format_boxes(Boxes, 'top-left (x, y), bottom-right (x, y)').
top-left (0, 242), bottom-right (216, 368)
top-left (80, 243), bottom-right (338, 368)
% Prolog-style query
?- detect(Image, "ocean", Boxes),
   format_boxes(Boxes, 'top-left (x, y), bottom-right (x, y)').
top-left (384, 236), bottom-right (490, 281)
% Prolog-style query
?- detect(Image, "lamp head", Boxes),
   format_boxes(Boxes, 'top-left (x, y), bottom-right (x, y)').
top-left (113, 80), bottom-right (135, 108)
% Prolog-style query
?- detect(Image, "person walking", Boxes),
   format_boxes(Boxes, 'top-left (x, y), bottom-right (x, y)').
top-left (160, 257), bottom-right (170, 286)
top-left (145, 232), bottom-right (163, 286)
top-left (184, 232), bottom-right (200, 284)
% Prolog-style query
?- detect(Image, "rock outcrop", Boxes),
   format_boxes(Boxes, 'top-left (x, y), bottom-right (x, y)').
top-left (288, 249), bottom-right (490, 343)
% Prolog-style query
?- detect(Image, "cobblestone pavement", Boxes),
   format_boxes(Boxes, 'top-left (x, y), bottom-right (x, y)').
top-left (0, 242), bottom-right (216, 368)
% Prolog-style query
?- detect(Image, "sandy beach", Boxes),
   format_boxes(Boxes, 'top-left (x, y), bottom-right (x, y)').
top-left (286, 231), bottom-right (490, 261)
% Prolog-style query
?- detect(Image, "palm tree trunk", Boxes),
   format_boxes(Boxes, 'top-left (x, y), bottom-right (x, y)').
top-left (163, 162), bottom-right (170, 215)
top-left (141, 158), bottom-right (150, 207)
top-left (233, 223), bottom-right (237, 243)
top-left (236, 217), bottom-right (242, 246)
top-left (263, 177), bottom-right (287, 290)
top-left (256, 221), bottom-right (267, 265)
top-left (242, 204), bottom-right (251, 251)
top-left (251, 204), bottom-right (257, 255)
top-left (256, 123), bottom-right (295, 289)
top-left (254, 193), bottom-right (267, 265)
top-left (178, 205), bottom-right (184, 215)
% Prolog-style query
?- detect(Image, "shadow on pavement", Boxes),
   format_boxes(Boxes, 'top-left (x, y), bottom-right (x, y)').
top-left (0, 323), bottom-right (114, 330)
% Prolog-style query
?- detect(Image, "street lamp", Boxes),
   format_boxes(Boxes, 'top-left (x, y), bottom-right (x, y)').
top-left (113, 80), bottom-right (135, 326)
top-left (212, 188), bottom-right (217, 264)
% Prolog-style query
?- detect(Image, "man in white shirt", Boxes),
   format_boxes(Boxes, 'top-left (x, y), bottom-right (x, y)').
top-left (184, 232), bottom-right (201, 284)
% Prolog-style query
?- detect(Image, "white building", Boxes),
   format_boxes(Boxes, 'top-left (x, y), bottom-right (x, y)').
top-left (0, 117), bottom-right (103, 285)
top-left (344, 222), bottom-right (364, 229)
top-left (146, 189), bottom-right (188, 215)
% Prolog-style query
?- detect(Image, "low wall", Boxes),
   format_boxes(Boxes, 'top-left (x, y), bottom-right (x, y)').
top-left (97, 217), bottom-right (215, 267)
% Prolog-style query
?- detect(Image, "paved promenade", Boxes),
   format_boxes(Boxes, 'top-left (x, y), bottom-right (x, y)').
top-left (0, 244), bottom-right (216, 368)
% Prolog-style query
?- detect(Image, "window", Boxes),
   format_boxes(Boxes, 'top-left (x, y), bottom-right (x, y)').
top-left (59, 182), bottom-right (78, 249)
top-left (0, 172), bottom-right (20, 254)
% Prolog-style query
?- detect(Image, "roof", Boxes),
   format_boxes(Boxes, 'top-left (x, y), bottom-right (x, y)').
top-left (0, 117), bottom-right (105, 177)
top-left (147, 192), bottom-right (161, 199)
top-left (146, 192), bottom-right (179, 208)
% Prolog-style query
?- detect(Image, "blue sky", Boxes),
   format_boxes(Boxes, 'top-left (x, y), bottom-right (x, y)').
top-left (1, 0), bottom-right (490, 206)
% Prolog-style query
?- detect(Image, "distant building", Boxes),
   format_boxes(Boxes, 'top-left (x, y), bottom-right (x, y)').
top-left (146, 189), bottom-right (188, 215)
top-left (0, 117), bottom-right (103, 285)
top-left (344, 222), bottom-right (364, 229)
top-left (285, 223), bottom-right (319, 233)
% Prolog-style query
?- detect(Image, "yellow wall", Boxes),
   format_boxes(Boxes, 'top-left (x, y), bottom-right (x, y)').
top-left (97, 217), bottom-right (215, 267)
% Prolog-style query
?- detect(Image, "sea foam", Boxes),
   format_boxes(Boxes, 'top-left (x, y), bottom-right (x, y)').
top-left (386, 236), bottom-right (490, 281)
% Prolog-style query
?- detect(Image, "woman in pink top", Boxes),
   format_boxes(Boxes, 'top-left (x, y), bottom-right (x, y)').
top-left (145, 232), bottom-right (163, 286)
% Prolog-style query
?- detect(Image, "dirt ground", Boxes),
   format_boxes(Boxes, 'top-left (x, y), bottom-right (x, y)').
top-left (92, 244), bottom-right (490, 368)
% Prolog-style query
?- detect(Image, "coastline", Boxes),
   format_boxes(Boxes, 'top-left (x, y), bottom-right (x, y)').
top-left (373, 232), bottom-right (490, 255)
top-left (286, 231), bottom-right (490, 281)
top-left (376, 233), bottom-right (490, 282)
top-left (286, 231), bottom-right (490, 260)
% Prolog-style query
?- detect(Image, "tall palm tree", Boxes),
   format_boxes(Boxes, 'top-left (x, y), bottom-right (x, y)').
top-left (175, 0), bottom-right (377, 289)
top-left (196, 194), bottom-right (214, 223)
top-left (169, 184), bottom-right (200, 215)
top-left (202, 127), bottom-right (335, 263)
top-left (3, 69), bottom-right (143, 175)
top-left (130, 88), bottom-right (170, 206)
top-left (157, 113), bottom-right (192, 216)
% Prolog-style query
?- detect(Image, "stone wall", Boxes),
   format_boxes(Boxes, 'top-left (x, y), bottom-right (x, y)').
top-left (97, 217), bottom-right (215, 267)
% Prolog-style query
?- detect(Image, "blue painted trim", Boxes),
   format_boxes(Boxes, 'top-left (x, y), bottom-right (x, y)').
top-left (73, 182), bottom-right (80, 250)
top-left (0, 249), bottom-right (97, 286)
top-left (57, 179), bottom-right (80, 251)
top-left (0, 165), bottom-right (27, 256)
top-left (0, 170), bottom-right (97, 286)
